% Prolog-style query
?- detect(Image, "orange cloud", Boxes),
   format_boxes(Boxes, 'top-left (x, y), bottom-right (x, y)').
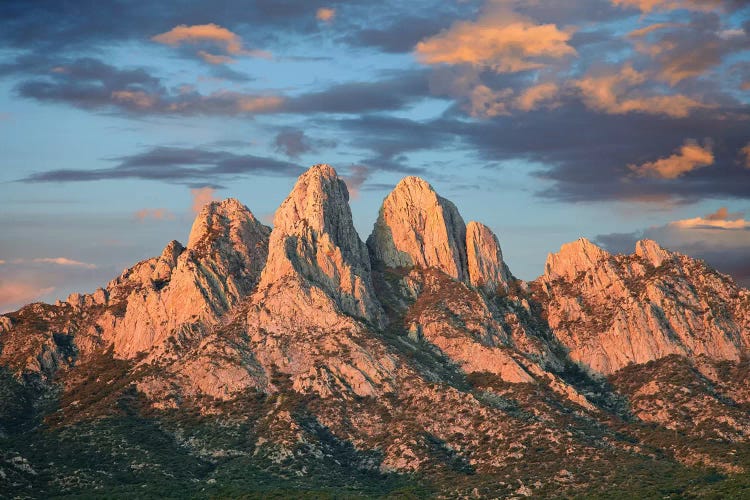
top-left (415, 6), bottom-right (575, 73)
top-left (191, 187), bottom-right (218, 214)
top-left (669, 208), bottom-right (747, 230)
top-left (575, 65), bottom-right (706, 117)
top-left (514, 82), bottom-right (559, 111)
top-left (0, 282), bottom-right (55, 312)
top-left (152, 23), bottom-right (271, 61)
top-left (741, 143), bottom-right (750, 168)
top-left (629, 140), bottom-right (714, 179)
top-left (316, 8), bottom-right (336, 22)
top-left (134, 208), bottom-right (176, 221)
top-left (197, 50), bottom-right (235, 65)
top-left (612, 0), bottom-right (722, 12)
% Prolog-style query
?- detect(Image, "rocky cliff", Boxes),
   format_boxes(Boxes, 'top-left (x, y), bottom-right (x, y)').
top-left (534, 238), bottom-right (750, 374)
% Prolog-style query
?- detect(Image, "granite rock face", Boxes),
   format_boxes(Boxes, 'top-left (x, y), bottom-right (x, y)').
top-left (535, 238), bottom-right (750, 374)
top-left (3, 164), bottom-right (750, 494)
top-left (368, 176), bottom-right (469, 282)
top-left (255, 164), bottom-right (384, 326)
top-left (103, 198), bottom-right (271, 358)
top-left (466, 221), bottom-right (513, 292)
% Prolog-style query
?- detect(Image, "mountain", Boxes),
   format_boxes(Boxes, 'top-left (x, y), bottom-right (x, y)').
top-left (1, 165), bottom-right (750, 498)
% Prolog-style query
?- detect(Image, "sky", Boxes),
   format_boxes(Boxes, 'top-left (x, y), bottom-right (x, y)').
top-left (1, 0), bottom-right (749, 312)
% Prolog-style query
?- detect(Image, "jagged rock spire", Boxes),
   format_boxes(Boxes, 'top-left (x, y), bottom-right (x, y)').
top-left (368, 177), bottom-right (516, 293)
top-left (466, 221), bottom-right (513, 292)
top-left (367, 176), bottom-right (469, 281)
top-left (257, 164), bottom-right (384, 324)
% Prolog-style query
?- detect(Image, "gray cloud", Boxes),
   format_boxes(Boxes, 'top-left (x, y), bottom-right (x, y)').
top-left (273, 129), bottom-right (337, 158)
top-left (19, 146), bottom-right (302, 186)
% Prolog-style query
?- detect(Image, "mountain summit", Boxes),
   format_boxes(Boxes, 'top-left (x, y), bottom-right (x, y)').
top-left (1, 164), bottom-right (750, 497)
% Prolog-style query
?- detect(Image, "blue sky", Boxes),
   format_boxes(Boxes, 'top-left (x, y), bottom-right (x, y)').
top-left (1, 0), bottom-right (749, 312)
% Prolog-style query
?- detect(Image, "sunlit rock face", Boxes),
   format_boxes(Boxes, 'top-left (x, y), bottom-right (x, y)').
top-left (255, 163), bottom-right (384, 327)
top-left (466, 221), bottom-right (513, 293)
top-left (535, 238), bottom-right (750, 374)
top-left (367, 176), bottom-right (469, 281)
top-left (102, 198), bottom-right (271, 358)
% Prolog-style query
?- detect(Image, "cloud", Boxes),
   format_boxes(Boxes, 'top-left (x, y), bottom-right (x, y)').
top-left (669, 207), bottom-right (747, 229)
top-left (284, 69), bottom-right (431, 114)
top-left (415, 4), bottom-right (576, 73)
top-left (0, 282), bottom-right (55, 313)
top-left (12, 56), bottom-right (284, 116)
top-left (342, 165), bottom-right (370, 199)
top-left (628, 14), bottom-right (750, 86)
top-left (316, 8), bottom-right (335, 22)
top-left (344, 15), bottom-right (458, 54)
top-left (514, 82), bottom-right (560, 111)
top-left (274, 129), bottom-right (311, 158)
top-left (152, 23), bottom-right (271, 60)
top-left (574, 64), bottom-right (707, 117)
top-left (3, 257), bottom-right (97, 269)
top-left (191, 187), bottom-right (218, 214)
top-left (197, 51), bottom-right (236, 65)
top-left (273, 129), bottom-right (336, 158)
top-left (612, 0), bottom-right (724, 12)
top-left (133, 208), bottom-right (176, 221)
top-left (628, 140), bottom-right (714, 179)
top-left (705, 206), bottom-right (742, 220)
top-left (741, 143), bottom-right (750, 168)
top-left (30, 257), bottom-right (97, 269)
top-left (19, 146), bottom-right (303, 186)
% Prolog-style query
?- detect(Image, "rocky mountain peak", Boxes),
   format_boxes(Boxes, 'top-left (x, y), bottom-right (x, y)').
top-left (367, 176), bottom-right (468, 281)
top-left (187, 197), bottom-right (261, 250)
top-left (635, 239), bottom-right (673, 267)
top-left (257, 164), bottom-right (383, 324)
top-left (465, 221), bottom-right (513, 292)
top-left (544, 237), bottom-right (611, 280)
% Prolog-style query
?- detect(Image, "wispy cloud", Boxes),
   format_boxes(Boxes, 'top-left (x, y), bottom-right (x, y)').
top-left (19, 146), bottom-right (303, 186)
top-left (133, 208), bottom-right (176, 221)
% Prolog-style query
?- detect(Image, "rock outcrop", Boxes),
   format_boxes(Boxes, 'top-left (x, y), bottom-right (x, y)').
top-left (466, 221), bottom-right (513, 292)
top-left (535, 238), bottom-right (750, 374)
top-left (368, 176), bottom-right (469, 282)
top-left (254, 164), bottom-right (384, 326)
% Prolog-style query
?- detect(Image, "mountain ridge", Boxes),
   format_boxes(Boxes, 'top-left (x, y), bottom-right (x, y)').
top-left (1, 163), bottom-right (749, 497)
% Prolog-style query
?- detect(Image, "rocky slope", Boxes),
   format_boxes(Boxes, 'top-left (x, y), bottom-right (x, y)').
top-left (534, 237), bottom-right (750, 374)
top-left (1, 164), bottom-right (750, 497)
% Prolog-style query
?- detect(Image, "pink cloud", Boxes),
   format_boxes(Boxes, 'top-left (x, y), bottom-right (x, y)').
top-left (191, 187), bottom-right (218, 214)
top-left (0, 282), bottom-right (55, 313)
top-left (28, 257), bottom-right (97, 269)
top-left (134, 208), bottom-right (176, 222)
top-left (342, 165), bottom-right (370, 200)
